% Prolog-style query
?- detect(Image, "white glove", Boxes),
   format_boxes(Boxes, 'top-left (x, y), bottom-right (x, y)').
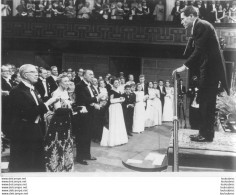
top-left (94, 104), bottom-right (100, 110)
top-left (2, 91), bottom-right (9, 96)
top-left (80, 106), bottom-right (88, 113)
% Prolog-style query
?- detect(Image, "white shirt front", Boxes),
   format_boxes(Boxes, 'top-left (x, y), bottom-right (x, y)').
top-left (159, 86), bottom-right (163, 93)
top-left (22, 80), bottom-right (40, 123)
top-left (51, 75), bottom-right (57, 81)
top-left (40, 77), bottom-right (48, 97)
top-left (84, 80), bottom-right (94, 98)
top-left (3, 77), bottom-right (12, 87)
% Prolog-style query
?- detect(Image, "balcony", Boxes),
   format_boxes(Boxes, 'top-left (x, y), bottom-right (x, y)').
top-left (2, 17), bottom-right (236, 50)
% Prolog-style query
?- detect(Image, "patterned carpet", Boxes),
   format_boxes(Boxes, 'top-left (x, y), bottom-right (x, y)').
top-left (169, 129), bottom-right (236, 153)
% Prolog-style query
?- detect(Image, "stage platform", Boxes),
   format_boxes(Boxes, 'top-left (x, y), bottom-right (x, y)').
top-left (167, 129), bottom-right (236, 172)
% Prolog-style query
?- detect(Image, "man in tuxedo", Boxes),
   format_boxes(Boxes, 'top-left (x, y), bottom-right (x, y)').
top-left (157, 79), bottom-right (166, 113)
top-left (139, 74), bottom-right (148, 95)
top-left (8, 64), bottom-right (59, 172)
top-left (34, 68), bottom-right (50, 102)
top-left (171, 0), bottom-right (181, 24)
top-left (178, 79), bottom-right (186, 96)
top-left (74, 68), bottom-right (84, 85)
top-left (173, 6), bottom-right (229, 142)
top-left (122, 85), bottom-right (136, 136)
top-left (90, 77), bottom-right (102, 142)
top-left (74, 70), bottom-right (101, 165)
top-left (46, 66), bottom-right (58, 97)
top-left (1, 65), bottom-right (13, 148)
top-left (11, 71), bottom-right (22, 88)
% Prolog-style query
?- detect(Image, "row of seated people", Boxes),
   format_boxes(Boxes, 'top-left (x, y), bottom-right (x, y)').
top-left (171, 0), bottom-right (236, 23)
top-left (3, 0), bottom-right (236, 23)
top-left (4, 0), bottom-right (156, 20)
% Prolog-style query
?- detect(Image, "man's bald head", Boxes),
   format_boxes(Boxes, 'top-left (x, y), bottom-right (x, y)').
top-left (19, 64), bottom-right (39, 84)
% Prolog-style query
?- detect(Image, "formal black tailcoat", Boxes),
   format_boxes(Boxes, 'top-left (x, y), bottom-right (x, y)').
top-left (74, 80), bottom-right (98, 159)
top-left (157, 86), bottom-right (166, 112)
top-left (34, 78), bottom-right (51, 102)
top-left (1, 77), bottom-right (13, 136)
top-left (122, 92), bottom-right (136, 133)
top-left (8, 82), bottom-right (48, 172)
top-left (46, 76), bottom-right (58, 96)
top-left (184, 18), bottom-right (229, 139)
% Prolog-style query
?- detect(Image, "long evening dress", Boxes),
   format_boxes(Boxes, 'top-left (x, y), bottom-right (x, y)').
top-left (132, 91), bottom-right (146, 133)
top-left (44, 88), bottom-right (74, 172)
top-left (162, 87), bottom-right (174, 122)
top-left (100, 89), bottom-right (128, 147)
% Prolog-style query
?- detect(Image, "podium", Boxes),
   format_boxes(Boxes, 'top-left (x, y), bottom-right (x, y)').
top-left (167, 129), bottom-right (236, 171)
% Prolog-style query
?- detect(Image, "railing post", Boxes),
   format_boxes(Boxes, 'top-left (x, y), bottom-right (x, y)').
top-left (173, 72), bottom-right (179, 172)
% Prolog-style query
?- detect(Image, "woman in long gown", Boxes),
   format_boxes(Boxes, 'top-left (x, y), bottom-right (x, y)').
top-left (145, 82), bottom-right (156, 128)
top-left (153, 81), bottom-right (162, 125)
top-left (100, 78), bottom-right (128, 147)
top-left (44, 75), bottom-right (74, 172)
top-left (133, 83), bottom-right (148, 133)
top-left (162, 80), bottom-right (174, 122)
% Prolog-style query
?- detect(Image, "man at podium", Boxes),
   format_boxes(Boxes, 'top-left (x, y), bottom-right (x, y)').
top-left (172, 6), bottom-right (229, 142)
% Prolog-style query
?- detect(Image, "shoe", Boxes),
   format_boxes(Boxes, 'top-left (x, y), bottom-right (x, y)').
top-left (190, 135), bottom-right (213, 142)
top-left (85, 156), bottom-right (97, 160)
top-left (189, 134), bottom-right (200, 139)
top-left (77, 159), bottom-right (88, 165)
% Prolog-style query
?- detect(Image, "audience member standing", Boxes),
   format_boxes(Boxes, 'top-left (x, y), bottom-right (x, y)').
top-left (122, 85), bottom-right (135, 136)
top-left (162, 80), bottom-right (174, 122)
top-left (11, 70), bottom-right (22, 88)
top-left (157, 79), bottom-right (166, 113)
top-left (100, 78), bottom-right (128, 147)
top-left (74, 68), bottom-right (84, 85)
top-left (126, 74), bottom-right (135, 86)
top-left (47, 66), bottom-right (58, 96)
top-left (133, 83), bottom-right (147, 133)
top-left (171, 0), bottom-right (181, 24)
top-left (187, 76), bottom-right (200, 130)
top-left (153, 0), bottom-right (165, 21)
top-left (74, 70), bottom-right (100, 165)
top-left (153, 81), bottom-right (162, 125)
top-left (8, 64), bottom-right (59, 172)
top-left (35, 68), bottom-right (50, 102)
top-left (44, 75), bottom-right (74, 172)
top-left (145, 81), bottom-right (156, 128)
top-left (1, 65), bottom-right (13, 149)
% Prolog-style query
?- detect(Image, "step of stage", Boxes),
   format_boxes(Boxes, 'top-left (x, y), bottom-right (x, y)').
top-left (122, 125), bottom-right (172, 172)
top-left (167, 129), bottom-right (236, 171)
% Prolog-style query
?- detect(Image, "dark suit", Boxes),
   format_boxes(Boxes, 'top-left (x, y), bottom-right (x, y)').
top-left (157, 86), bottom-right (166, 113)
top-left (74, 75), bottom-right (83, 86)
top-left (46, 76), bottom-right (58, 97)
top-left (8, 82), bottom-right (48, 172)
top-left (171, 6), bottom-right (181, 24)
top-left (74, 80), bottom-right (98, 160)
top-left (198, 5), bottom-right (206, 19)
top-left (1, 77), bottom-right (13, 137)
top-left (34, 78), bottom-right (50, 102)
top-left (122, 92), bottom-right (136, 134)
top-left (178, 84), bottom-right (186, 96)
top-left (184, 18), bottom-right (229, 140)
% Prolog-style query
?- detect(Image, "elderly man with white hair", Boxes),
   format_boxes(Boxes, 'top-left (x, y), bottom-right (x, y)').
top-left (8, 64), bottom-right (59, 172)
